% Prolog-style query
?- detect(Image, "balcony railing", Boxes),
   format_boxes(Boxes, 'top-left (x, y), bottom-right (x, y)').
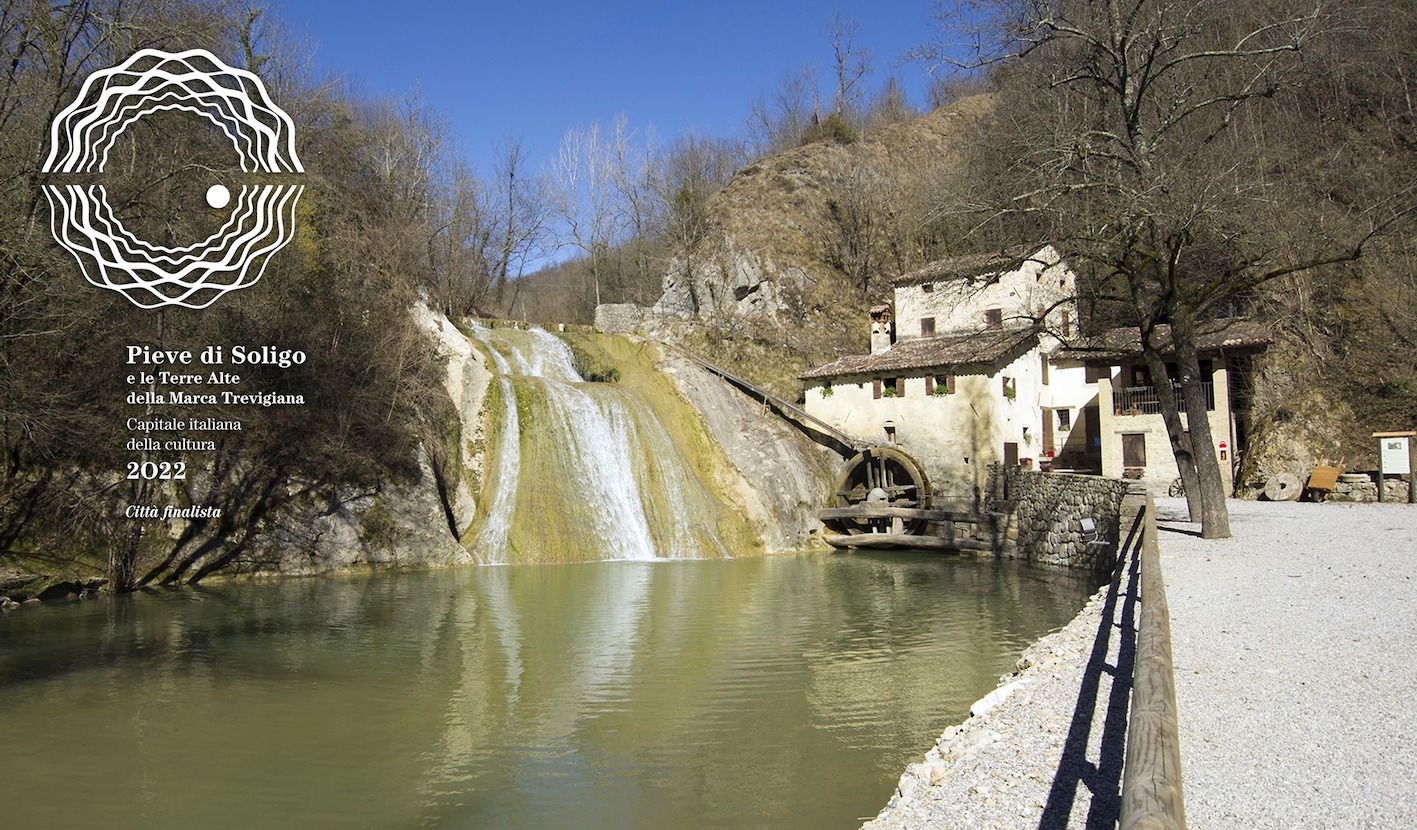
top-left (1115, 382), bottom-right (1214, 415)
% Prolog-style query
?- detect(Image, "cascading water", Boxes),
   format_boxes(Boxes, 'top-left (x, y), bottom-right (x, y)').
top-left (468, 324), bottom-right (736, 564)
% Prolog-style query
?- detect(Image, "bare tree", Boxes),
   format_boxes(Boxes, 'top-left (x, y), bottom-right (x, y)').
top-left (823, 160), bottom-right (895, 293)
top-left (655, 129), bottom-right (742, 254)
top-left (550, 119), bottom-right (622, 308)
top-left (921, 0), bottom-right (1414, 538)
top-left (826, 12), bottom-right (872, 123)
top-left (861, 76), bottom-right (918, 129)
top-left (608, 116), bottom-right (660, 301)
top-left (490, 136), bottom-right (549, 303)
top-left (745, 66), bottom-right (819, 155)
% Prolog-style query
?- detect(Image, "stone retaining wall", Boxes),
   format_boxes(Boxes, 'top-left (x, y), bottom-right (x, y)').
top-left (984, 466), bottom-right (1131, 572)
top-left (1327, 473), bottom-right (1413, 503)
top-left (593, 303), bottom-right (647, 335)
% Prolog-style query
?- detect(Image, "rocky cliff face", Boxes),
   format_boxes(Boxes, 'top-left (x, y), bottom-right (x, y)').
top-left (245, 304), bottom-right (490, 574)
top-left (252, 447), bottom-right (473, 574)
top-left (653, 237), bottom-right (809, 321)
top-left (413, 304), bottom-right (495, 538)
top-left (653, 97), bottom-right (994, 326)
top-left (654, 350), bottom-right (837, 551)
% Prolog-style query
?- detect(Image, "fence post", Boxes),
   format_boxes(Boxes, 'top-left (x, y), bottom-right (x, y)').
top-left (1119, 491), bottom-right (1187, 830)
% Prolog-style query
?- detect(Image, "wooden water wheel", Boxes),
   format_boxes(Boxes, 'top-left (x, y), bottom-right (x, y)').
top-left (820, 446), bottom-right (932, 536)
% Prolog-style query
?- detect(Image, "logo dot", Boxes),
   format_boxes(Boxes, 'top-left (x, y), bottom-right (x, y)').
top-left (206, 184), bottom-right (231, 209)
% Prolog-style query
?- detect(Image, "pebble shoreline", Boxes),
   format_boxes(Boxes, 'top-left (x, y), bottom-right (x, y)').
top-left (861, 558), bottom-right (1132, 829)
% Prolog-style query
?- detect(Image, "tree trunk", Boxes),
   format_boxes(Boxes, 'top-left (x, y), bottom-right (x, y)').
top-left (1139, 341), bottom-right (1201, 518)
top-left (1132, 280), bottom-right (1204, 520)
top-left (1170, 309), bottom-right (1232, 538)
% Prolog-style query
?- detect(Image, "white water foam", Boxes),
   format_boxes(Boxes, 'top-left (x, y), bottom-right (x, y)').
top-left (469, 325), bottom-right (727, 562)
top-left (468, 377), bottom-right (521, 564)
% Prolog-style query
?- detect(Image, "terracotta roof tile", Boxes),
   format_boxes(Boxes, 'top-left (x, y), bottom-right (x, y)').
top-left (801, 328), bottom-right (1037, 380)
top-left (1059, 319), bottom-right (1271, 361)
top-left (893, 246), bottom-right (1057, 286)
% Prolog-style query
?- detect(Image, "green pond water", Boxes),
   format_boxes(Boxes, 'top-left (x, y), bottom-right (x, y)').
top-left (0, 553), bottom-right (1097, 830)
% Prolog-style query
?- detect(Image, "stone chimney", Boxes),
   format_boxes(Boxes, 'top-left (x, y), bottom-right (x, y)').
top-left (870, 305), bottom-right (894, 355)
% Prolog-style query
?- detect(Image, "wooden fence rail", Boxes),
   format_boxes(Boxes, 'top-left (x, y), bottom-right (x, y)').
top-left (1119, 492), bottom-right (1187, 830)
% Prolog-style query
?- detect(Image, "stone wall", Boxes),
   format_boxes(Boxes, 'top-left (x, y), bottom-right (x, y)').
top-left (593, 303), bottom-right (647, 335)
top-left (984, 466), bottom-right (1131, 572)
top-left (1327, 473), bottom-right (1414, 503)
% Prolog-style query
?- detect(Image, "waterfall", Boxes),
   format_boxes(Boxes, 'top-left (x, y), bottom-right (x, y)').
top-left (468, 323), bottom-right (734, 564)
top-left (469, 377), bottom-right (520, 558)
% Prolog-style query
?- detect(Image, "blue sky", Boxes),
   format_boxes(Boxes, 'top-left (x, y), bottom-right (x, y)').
top-left (273, 0), bottom-right (946, 175)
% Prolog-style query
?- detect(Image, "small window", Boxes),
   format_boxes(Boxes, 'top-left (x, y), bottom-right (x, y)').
top-left (1057, 409), bottom-right (1072, 430)
top-left (1122, 433), bottom-right (1147, 468)
top-left (921, 317), bottom-right (936, 337)
top-left (894, 377), bottom-right (905, 397)
top-left (921, 282), bottom-right (934, 293)
top-left (872, 378), bottom-right (882, 399)
top-left (985, 308), bottom-right (1003, 329)
top-left (1002, 376), bottom-right (1017, 400)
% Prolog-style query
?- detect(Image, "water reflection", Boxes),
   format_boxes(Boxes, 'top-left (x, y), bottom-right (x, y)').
top-left (0, 554), bottom-right (1097, 830)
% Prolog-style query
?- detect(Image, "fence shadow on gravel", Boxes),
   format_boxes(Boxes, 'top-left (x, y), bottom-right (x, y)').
top-left (1036, 507), bottom-right (1143, 829)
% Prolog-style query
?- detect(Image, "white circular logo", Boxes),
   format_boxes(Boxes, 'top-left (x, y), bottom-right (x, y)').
top-left (42, 49), bottom-right (303, 310)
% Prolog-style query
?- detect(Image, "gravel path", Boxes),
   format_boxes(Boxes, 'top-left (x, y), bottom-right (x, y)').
top-left (863, 497), bottom-right (1417, 830)
top-left (1158, 497), bottom-right (1417, 829)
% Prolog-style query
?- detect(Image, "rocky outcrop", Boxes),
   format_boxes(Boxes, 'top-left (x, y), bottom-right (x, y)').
top-left (414, 304), bottom-right (494, 538)
top-left (652, 97), bottom-right (995, 327)
top-left (254, 447), bottom-right (473, 573)
top-left (655, 350), bottom-right (836, 551)
top-left (653, 237), bottom-right (810, 322)
top-left (172, 306), bottom-right (486, 578)
top-left (195, 305), bottom-right (486, 577)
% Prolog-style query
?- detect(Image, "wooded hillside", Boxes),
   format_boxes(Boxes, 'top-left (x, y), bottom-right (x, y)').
top-left (598, 0), bottom-right (1417, 486)
top-left (0, 1), bottom-right (459, 589)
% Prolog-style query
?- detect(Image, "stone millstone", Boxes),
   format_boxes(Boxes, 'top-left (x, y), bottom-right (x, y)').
top-left (1264, 471), bottom-right (1303, 502)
